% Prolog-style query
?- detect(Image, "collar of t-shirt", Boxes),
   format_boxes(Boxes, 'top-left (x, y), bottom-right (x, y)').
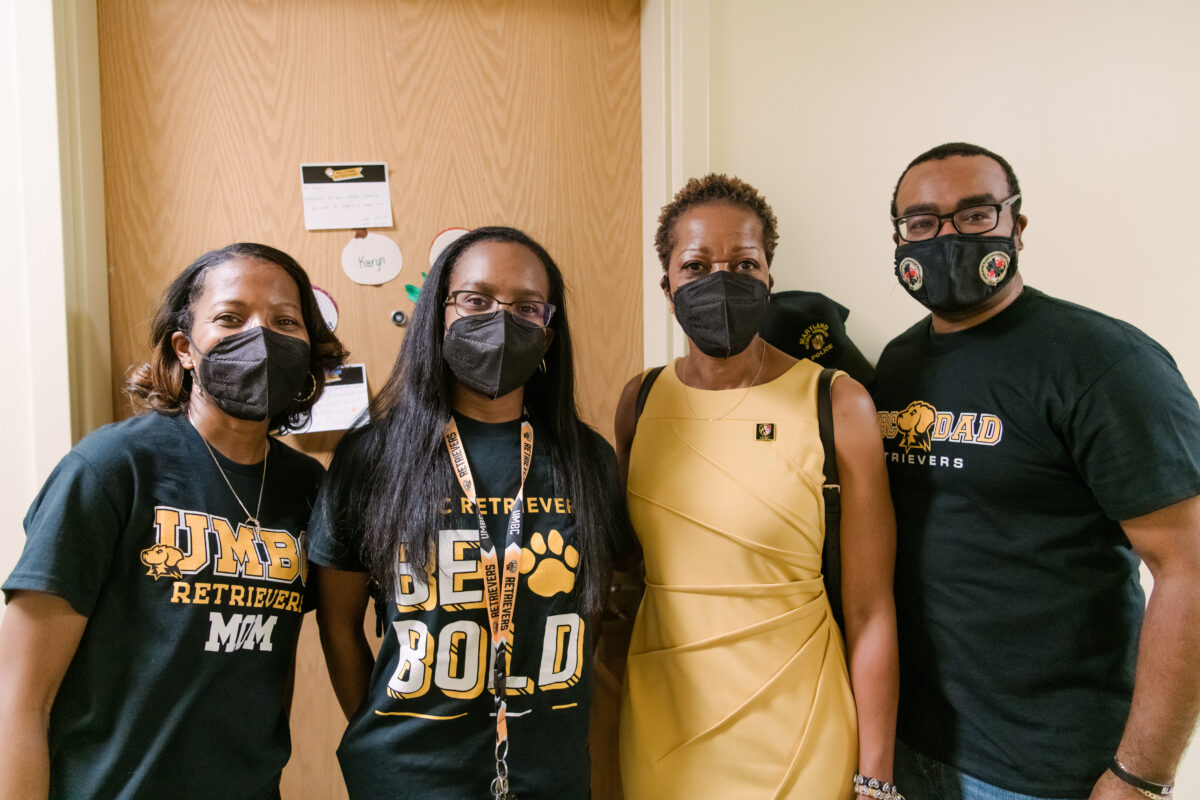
top-left (922, 286), bottom-right (1043, 355)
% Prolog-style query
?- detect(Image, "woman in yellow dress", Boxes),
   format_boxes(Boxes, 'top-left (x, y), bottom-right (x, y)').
top-left (615, 175), bottom-right (900, 800)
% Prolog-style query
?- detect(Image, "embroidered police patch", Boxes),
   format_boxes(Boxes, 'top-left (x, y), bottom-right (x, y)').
top-left (800, 323), bottom-right (833, 360)
top-left (898, 257), bottom-right (923, 290)
top-left (979, 251), bottom-right (1009, 286)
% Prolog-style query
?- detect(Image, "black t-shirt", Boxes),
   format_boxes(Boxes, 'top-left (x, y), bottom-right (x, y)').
top-left (309, 414), bottom-right (626, 800)
top-left (3, 411), bottom-right (323, 800)
top-left (870, 288), bottom-right (1200, 797)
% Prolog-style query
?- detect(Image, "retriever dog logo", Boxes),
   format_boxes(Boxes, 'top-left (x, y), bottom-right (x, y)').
top-left (896, 401), bottom-right (937, 454)
top-left (140, 543), bottom-right (185, 579)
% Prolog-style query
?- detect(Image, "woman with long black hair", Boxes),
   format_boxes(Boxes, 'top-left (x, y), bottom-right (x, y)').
top-left (311, 226), bottom-right (632, 800)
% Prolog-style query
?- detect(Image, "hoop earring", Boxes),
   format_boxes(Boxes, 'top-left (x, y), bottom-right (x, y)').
top-left (538, 359), bottom-right (547, 374)
top-left (296, 372), bottom-right (318, 403)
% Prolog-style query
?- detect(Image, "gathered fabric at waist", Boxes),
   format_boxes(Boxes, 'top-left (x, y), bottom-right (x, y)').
top-left (632, 572), bottom-right (833, 655)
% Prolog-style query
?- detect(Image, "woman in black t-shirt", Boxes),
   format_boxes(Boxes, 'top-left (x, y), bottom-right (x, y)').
top-left (310, 226), bottom-right (631, 800)
top-left (0, 243), bottom-right (347, 798)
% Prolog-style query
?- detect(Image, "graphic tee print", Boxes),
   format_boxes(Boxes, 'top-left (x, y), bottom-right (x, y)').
top-left (310, 414), bottom-right (619, 800)
top-left (869, 288), bottom-right (1200, 797)
top-left (3, 411), bottom-right (322, 800)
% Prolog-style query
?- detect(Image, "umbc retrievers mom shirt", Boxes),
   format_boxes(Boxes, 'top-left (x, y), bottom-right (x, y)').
top-left (4, 411), bottom-right (321, 800)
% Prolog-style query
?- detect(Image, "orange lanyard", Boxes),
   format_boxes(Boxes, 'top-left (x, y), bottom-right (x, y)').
top-left (444, 416), bottom-right (533, 800)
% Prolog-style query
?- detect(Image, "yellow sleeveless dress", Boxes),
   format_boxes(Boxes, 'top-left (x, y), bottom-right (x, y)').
top-left (619, 358), bottom-right (857, 800)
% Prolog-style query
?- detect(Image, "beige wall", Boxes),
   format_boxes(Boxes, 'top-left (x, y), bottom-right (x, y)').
top-left (642, 0), bottom-right (1199, 789)
top-left (0, 0), bottom-right (42, 609)
top-left (0, 0), bottom-right (109, 623)
top-left (705, 0), bottom-right (1199, 389)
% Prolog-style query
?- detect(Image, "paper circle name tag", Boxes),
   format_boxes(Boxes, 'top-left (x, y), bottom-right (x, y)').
top-left (429, 227), bottom-right (470, 268)
top-left (342, 232), bottom-right (403, 285)
top-left (312, 286), bottom-right (339, 331)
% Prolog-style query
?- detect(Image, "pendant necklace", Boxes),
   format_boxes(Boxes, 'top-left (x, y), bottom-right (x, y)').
top-left (682, 339), bottom-right (767, 422)
top-left (198, 432), bottom-right (268, 535)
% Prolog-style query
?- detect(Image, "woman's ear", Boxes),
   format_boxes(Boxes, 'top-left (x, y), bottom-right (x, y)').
top-left (171, 331), bottom-right (195, 370)
top-left (660, 273), bottom-right (673, 312)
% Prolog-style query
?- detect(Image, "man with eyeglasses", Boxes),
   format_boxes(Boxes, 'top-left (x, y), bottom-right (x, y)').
top-left (870, 142), bottom-right (1200, 800)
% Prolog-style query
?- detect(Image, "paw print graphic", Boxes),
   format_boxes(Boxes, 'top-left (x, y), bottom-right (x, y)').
top-left (519, 530), bottom-right (578, 597)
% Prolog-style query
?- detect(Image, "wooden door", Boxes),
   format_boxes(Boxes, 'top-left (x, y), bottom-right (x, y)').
top-left (97, 1), bottom-right (641, 796)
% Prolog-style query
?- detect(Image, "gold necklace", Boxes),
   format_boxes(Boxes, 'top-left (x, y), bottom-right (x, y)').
top-left (198, 432), bottom-right (268, 535)
top-left (682, 340), bottom-right (767, 422)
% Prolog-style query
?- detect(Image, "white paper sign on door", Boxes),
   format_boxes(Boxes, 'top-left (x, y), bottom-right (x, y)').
top-left (300, 162), bottom-right (392, 230)
top-left (288, 363), bottom-right (370, 434)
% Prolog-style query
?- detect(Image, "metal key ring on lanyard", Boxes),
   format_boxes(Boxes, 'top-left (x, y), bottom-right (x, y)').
top-left (444, 416), bottom-right (533, 800)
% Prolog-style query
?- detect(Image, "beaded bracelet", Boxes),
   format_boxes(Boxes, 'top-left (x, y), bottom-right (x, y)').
top-left (853, 772), bottom-right (904, 800)
top-left (1108, 756), bottom-right (1174, 799)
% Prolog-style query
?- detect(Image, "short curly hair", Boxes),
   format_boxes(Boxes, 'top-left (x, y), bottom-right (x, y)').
top-left (654, 174), bottom-right (779, 270)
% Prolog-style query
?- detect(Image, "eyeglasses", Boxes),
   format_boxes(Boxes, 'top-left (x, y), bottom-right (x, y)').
top-left (444, 291), bottom-right (556, 327)
top-left (893, 194), bottom-right (1021, 242)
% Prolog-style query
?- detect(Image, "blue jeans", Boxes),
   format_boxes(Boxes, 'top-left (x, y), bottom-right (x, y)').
top-left (893, 739), bottom-right (1080, 800)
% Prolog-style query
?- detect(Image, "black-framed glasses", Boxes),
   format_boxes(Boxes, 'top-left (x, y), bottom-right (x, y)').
top-left (444, 291), bottom-right (556, 327)
top-left (893, 194), bottom-right (1021, 242)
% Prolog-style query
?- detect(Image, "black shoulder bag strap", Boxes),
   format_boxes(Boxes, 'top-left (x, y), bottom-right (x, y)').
top-left (609, 365), bottom-right (666, 623)
top-left (817, 367), bottom-right (844, 633)
top-left (634, 365), bottom-right (666, 422)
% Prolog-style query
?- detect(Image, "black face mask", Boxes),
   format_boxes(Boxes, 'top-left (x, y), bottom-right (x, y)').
top-left (443, 310), bottom-right (550, 399)
top-left (895, 234), bottom-right (1018, 314)
top-left (671, 271), bottom-right (770, 358)
top-left (190, 327), bottom-right (312, 421)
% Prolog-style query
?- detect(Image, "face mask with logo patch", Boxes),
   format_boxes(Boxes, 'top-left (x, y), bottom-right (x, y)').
top-left (443, 309), bottom-right (551, 399)
top-left (894, 234), bottom-right (1018, 314)
top-left (671, 270), bottom-right (770, 358)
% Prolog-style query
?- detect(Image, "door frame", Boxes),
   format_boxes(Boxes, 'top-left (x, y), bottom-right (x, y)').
top-left (0, 0), bottom-right (109, 598)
